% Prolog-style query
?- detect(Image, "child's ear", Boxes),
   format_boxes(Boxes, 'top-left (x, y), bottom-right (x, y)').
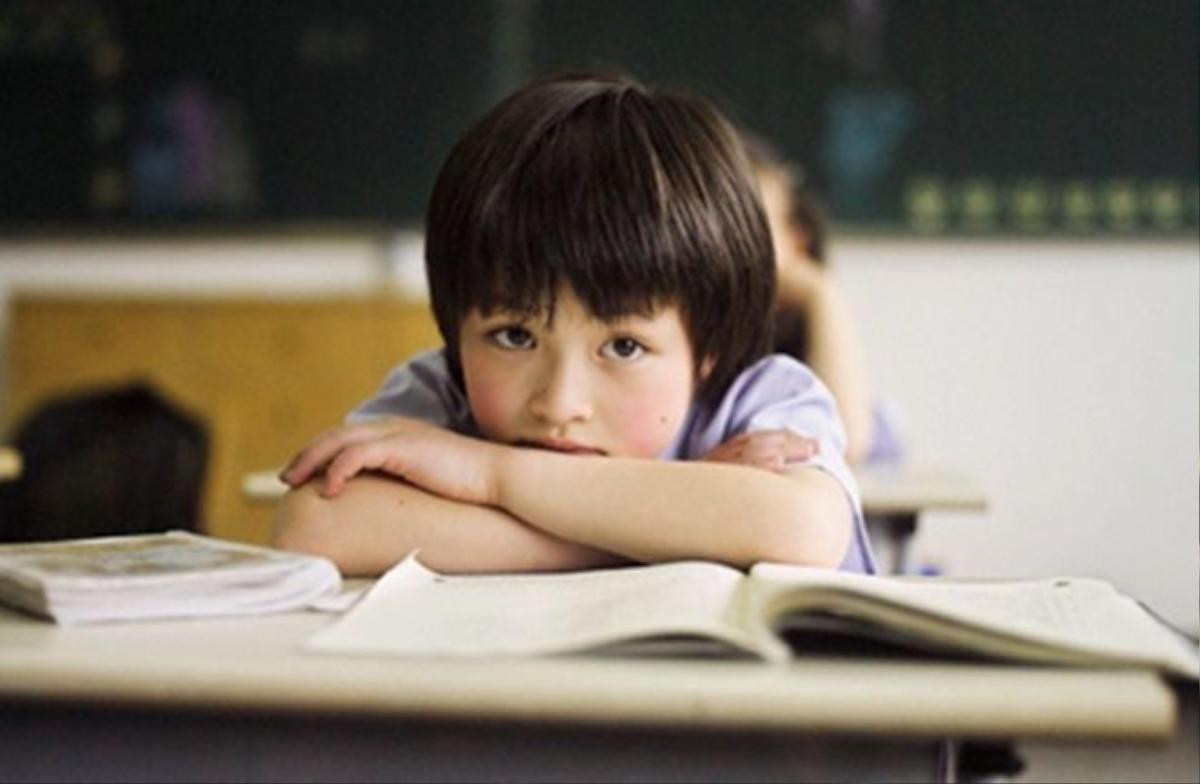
top-left (699, 355), bottom-right (716, 381)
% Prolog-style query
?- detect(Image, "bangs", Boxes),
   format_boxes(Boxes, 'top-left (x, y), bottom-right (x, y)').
top-left (425, 73), bottom-right (774, 400)
top-left (464, 91), bottom-right (686, 324)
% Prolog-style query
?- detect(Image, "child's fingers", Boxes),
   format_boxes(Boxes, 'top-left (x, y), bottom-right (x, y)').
top-left (751, 452), bottom-right (787, 471)
top-left (281, 426), bottom-right (375, 486)
top-left (742, 430), bottom-right (812, 451)
top-left (281, 441), bottom-right (342, 486)
top-left (700, 430), bottom-right (819, 471)
top-left (783, 432), bottom-right (820, 461)
top-left (320, 440), bottom-right (405, 498)
top-left (320, 444), bottom-right (371, 498)
top-left (279, 453), bottom-right (319, 487)
top-left (751, 430), bottom-right (818, 461)
top-left (742, 441), bottom-right (790, 471)
top-left (731, 431), bottom-right (820, 470)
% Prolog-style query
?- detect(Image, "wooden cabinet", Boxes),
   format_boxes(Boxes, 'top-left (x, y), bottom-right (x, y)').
top-left (5, 296), bottom-right (442, 544)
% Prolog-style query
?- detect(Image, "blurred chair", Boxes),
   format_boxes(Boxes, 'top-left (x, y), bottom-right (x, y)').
top-left (0, 382), bottom-right (209, 542)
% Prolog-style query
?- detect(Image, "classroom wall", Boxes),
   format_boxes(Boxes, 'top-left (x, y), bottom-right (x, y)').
top-left (0, 236), bottom-right (1196, 630)
top-left (835, 238), bottom-right (1199, 632)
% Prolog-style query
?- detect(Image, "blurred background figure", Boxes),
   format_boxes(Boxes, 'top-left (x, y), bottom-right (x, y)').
top-left (743, 130), bottom-right (902, 465)
top-left (0, 383), bottom-right (208, 543)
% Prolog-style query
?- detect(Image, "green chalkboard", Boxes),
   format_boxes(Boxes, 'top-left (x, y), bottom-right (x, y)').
top-left (531, 0), bottom-right (1200, 235)
top-left (1, 0), bottom-right (1196, 235)
top-left (1, 0), bottom-right (496, 228)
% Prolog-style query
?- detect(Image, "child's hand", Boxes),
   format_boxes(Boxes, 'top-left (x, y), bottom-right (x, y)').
top-left (701, 429), bottom-right (819, 473)
top-left (280, 417), bottom-right (505, 504)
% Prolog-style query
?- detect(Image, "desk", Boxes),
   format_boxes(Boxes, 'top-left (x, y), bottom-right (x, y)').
top-left (855, 463), bottom-right (988, 575)
top-left (243, 464), bottom-right (989, 575)
top-left (243, 468), bottom-right (288, 502)
top-left (0, 602), bottom-right (1188, 783)
top-left (0, 447), bottom-right (21, 481)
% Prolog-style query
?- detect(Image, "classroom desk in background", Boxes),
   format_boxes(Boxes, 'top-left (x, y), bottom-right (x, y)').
top-left (0, 447), bottom-right (21, 482)
top-left (0, 601), bottom-right (1192, 783)
top-left (855, 463), bottom-right (988, 574)
top-left (242, 469), bottom-right (289, 502)
top-left (241, 463), bottom-right (988, 575)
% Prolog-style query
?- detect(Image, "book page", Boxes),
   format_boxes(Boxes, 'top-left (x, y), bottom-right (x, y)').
top-left (0, 531), bottom-right (342, 624)
top-left (306, 554), bottom-right (766, 659)
top-left (748, 564), bottom-right (1200, 678)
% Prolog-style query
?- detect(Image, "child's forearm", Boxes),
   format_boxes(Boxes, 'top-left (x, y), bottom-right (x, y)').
top-left (492, 452), bottom-right (851, 569)
top-left (272, 474), bottom-right (630, 576)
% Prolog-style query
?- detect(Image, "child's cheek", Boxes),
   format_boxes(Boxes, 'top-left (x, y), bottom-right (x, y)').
top-left (613, 389), bottom-right (688, 458)
top-left (464, 365), bottom-right (518, 442)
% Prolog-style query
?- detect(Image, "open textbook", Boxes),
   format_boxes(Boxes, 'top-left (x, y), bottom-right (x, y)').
top-left (307, 555), bottom-right (1199, 679)
top-left (0, 530), bottom-right (341, 624)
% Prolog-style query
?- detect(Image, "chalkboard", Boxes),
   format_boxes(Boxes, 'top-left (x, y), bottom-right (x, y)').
top-left (1, 0), bottom-right (496, 227)
top-left (531, 0), bottom-right (1200, 235)
top-left (1, 0), bottom-right (1196, 235)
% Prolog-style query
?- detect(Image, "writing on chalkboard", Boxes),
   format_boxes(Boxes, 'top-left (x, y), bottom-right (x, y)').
top-left (1, 1), bottom-right (1196, 235)
top-left (128, 81), bottom-right (257, 217)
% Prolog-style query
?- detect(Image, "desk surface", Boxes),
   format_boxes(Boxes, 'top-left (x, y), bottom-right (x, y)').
top-left (854, 463), bottom-right (988, 516)
top-left (243, 463), bottom-right (989, 517)
top-left (0, 602), bottom-right (1175, 742)
top-left (242, 469), bottom-right (288, 501)
top-left (0, 447), bottom-right (20, 481)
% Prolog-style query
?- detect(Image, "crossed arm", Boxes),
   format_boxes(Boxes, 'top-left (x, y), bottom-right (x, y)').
top-left (271, 417), bottom-right (852, 576)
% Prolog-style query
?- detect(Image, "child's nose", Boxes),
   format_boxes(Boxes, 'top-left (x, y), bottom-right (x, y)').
top-left (528, 359), bottom-right (594, 426)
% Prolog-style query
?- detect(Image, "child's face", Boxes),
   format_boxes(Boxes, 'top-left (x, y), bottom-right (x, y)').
top-left (459, 287), bottom-right (701, 458)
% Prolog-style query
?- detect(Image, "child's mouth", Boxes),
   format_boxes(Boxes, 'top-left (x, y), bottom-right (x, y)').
top-left (518, 439), bottom-right (606, 456)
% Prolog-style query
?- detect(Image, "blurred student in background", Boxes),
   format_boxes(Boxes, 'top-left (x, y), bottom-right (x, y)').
top-left (743, 131), bottom-right (903, 465)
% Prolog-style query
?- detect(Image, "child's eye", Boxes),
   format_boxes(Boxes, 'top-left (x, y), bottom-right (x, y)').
top-left (601, 337), bottom-right (646, 361)
top-left (490, 326), bottom-right (535, 350)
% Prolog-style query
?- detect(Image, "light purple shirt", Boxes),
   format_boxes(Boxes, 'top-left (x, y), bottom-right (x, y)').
top-left (349, 348), bottom-right (877, 574)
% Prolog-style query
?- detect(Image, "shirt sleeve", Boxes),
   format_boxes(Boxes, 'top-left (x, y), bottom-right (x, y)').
top-left (715, 356), bottom-right (878, 574)
top-left (344, 348), bottom-right (472, 432)
top-left (865, 399), bottom-right (906, 465)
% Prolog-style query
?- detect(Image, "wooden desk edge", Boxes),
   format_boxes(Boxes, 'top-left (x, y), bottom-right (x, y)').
top-left (243, 470), bottom-right (288, 502)
top-left (854, 465), bottom-right (989, 516)
top-left (0, 646), bottom-right (1178, 742)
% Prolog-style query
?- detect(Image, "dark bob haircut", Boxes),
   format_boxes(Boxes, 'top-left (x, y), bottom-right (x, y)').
top-left (424, 72), bottom-right (775, 401)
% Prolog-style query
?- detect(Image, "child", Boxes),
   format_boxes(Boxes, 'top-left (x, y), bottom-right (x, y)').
top-left (272, 73), bottom-right (877, 577)
top-left (743, 131), bottom-right (903, 465)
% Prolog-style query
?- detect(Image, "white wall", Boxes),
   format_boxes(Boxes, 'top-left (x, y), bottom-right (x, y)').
top-left (836, 238), bottom-right (1199, 631)
top-left (1, 235), bottom-right (1196, 629)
